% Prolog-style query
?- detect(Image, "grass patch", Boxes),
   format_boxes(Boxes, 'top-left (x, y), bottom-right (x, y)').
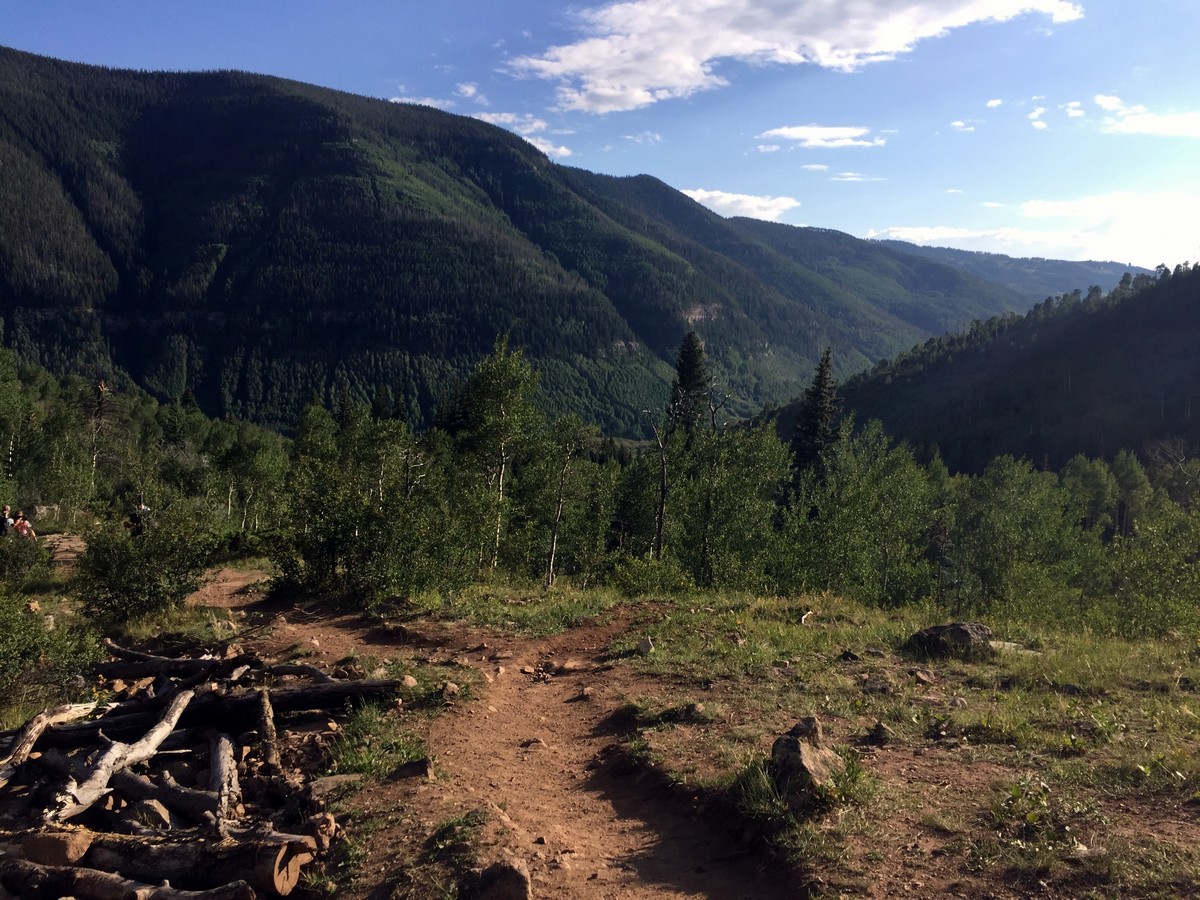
top-left (439, 581), bottom-right (626, 636)
top-left (326, 702), bottom-right (428, 779)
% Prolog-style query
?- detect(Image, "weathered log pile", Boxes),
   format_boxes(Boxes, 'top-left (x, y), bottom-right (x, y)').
top-left (0, 638), bottom-right (400, 898)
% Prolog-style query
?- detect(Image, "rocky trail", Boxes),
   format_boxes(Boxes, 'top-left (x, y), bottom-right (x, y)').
top-left (44, 546), bottom-right (1200, 898)
top-left (410, 617), bottom-right (790, 899)
top-left (181, 564), bottom-right (793, 898)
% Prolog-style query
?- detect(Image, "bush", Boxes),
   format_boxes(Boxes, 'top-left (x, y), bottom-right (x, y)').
top-left (0, 535), bottom-right (50, 591)
top-left (609, 555), bottom-right (695, 598)
top-left (74, 503), bottom-right (218, 625)
top-left (0, 593), bottom-right (100, 720)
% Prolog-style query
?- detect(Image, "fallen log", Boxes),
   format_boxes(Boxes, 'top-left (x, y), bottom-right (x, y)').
top-left (98, 639), bottom-right (262, 680)
top-left (0, 853), bottom-right (256, 899)
top-left (256, 690), bottom-right (282, 777)
top-left (209, 734), bottom-right (241, 823)
top-left (47, 690), bottom-right (196, 823)
top-left (38, 680), bottom-right (401, 749)
top-left (258, 664), bottom-right (334, 684)
top-left (83, 831), bottom-right (315, 897)
top-left (110, 770), bottom-right (220, 822)
top-left (0, 703), bottom-right (99, 788)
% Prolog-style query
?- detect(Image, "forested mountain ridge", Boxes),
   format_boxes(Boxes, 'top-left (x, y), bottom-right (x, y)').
top-left (828, 265), bottom-right (1200, 472)
top-left (876, 240), bottom-right (1154, 304)
top-left (0, 47), bottom-right (1033, 434)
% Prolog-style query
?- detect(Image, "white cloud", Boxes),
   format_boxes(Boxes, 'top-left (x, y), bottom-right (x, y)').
top-left (946, 188), bottom-right (964, 194)
top-left (682, 188), bottom-right (800, 220)
top-left (869, 189), bottom-right (1200, 268)
top-left (527, 136), bottom-right (574, 158)
top-left (473, 112), bottom-right (573, 157)
top-left (623, 130), bottom-right (664, 144)
top-left (986, 98), bottom-right (1004, 108)
top-left (390, 95), bottom-right (455, 109)
top-left (832, 171), bottom-right (884, 182)
top-left (950, 120), bottom-right (975, 132)
top-left (510, 0), bottom-right (1083, 113)
top-left (982, 201), bottom-right (1005, 208)
top-left (1094, 94), bottom-right (1200, 137)
top-left (1028, 106), bottom-right (1048, 129)
top-left (1065, 100), bottom-right (1084, 118)
top-left (756, 144), bottom-right (782, 153)
top-left (757, 124), bottom-right (884, 148)
top-left (474, 112), bottom-right (549, 135)
top-left (455, 82), bottom-right (489, 105)
top-left (801, 163), bottom-right (829, 171)
top-left (1031, 120), bottom-right (1048, 130)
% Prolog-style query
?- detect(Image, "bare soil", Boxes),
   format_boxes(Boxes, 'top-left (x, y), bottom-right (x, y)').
top-left (172, 565), bottom-right (1200, 899)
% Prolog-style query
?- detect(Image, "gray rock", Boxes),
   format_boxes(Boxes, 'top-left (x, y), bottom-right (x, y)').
top-left (770, 717), bottom-right (846, 810)
top-left (477, 858), bottom-right (532, 900)
top-left (637, 636), bottom-right (655, 656)
top-left (903, 622), bottom-right (995, 660)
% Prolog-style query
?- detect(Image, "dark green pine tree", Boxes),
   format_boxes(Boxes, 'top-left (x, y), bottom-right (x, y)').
top-left (669, 331), bottom-right (709, 435)
top-left (791, 347), bottom-right (839, 476)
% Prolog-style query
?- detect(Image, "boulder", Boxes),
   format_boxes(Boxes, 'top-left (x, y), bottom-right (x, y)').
top-left (903, 623), bottom-right (994, 660)
top-left (769, 716), bottom-right (846, 811)
top-left (476, 857), bottom-right (532, 900)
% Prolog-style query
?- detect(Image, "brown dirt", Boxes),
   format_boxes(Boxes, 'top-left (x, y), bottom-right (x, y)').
top-left (173, 567), bottom-right (1200, 899)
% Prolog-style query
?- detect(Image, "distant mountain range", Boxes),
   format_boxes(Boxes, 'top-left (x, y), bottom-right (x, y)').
top-left (0, 47), bottom-right (1148, 434)
top-left (875, 241), bottom-right (1151, 305)
top-left (805, 266), bottom-right (1200, 472)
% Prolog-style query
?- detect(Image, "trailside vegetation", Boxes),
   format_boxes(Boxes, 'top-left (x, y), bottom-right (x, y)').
top-left (6, 270), bottom-right (1200, 719)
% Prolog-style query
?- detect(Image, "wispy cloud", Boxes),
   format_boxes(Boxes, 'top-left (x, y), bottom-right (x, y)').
top-left (623, 131), bottom-right (664, 144)
top-left (1064, 100), bottom-right (1084, 118)
top-left (1028, 106), bottom-right (1048, 129)
top-left (950, 120), bottom-right (975, 132)
top-left (455, 82), bottom-right (489, 105)
top-left (869, 189), bottom-right (1199, 267)
top-left (757, 125), bottom-right (884, 149)
top-left (801, 163), bottom-right (829, 171)
top-left (682, 188), bottom-right (800, 220)
top-left (390, 95), bottom-right (455, 110)
top-left (510, 0), bottom-right (1083, 113)
top-left (473, 112), bottom-right (573, 157)
top-left (832, 171), bottom-right (884, 182)
top-left (986, 98), bottom-right (1004, 108)
top-left (756, 144), bottom-right (782, 153)
top-left (1095, 94), bottom-right (1200, 137)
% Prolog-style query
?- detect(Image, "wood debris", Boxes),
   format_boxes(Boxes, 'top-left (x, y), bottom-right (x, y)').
top-left (0, 639), bottom-right (401, 897)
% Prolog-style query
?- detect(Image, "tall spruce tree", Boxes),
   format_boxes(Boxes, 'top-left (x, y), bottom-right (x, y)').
top-left (791, 347), bottom-right (839, 477)
top-left (670, 331), bottom-right (709, 435)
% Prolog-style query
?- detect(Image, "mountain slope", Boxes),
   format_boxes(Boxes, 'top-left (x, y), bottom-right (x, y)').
top-left (0, 47), bottom-right (1032, 434)
top-left (875, 241), bottom-right (1153, 303)
top-left (828, 268), bottom-right (1200, 472)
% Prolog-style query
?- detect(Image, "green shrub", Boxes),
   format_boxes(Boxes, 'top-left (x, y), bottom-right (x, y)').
top-left (0, 593), bottom-right (100, 721)
top-left (0, 536), bottom-right (51, 591)
top-left (74, 503), bottom-right (218, 625)
top-left (610, 555), bottom-right (695, 597)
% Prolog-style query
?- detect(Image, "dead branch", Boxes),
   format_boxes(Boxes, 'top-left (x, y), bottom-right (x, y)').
top-left (47, 690), bottom-right (196, 823)
top-left (0, 853), bottom-right (256, 899)
top-left (39, 680), bottom-right (400, 749)
top-left (255, 691), bottom-right (282, 777)
top-left (0, 704), bottom-right (99, 789)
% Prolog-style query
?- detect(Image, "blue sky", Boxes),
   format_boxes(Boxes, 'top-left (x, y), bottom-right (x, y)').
top-left (3, 0), bottom-right (1197, 268)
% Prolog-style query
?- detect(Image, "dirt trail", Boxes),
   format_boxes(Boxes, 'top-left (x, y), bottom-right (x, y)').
top-left (175, 560), bottom-right (788, 897)
top-left (415, 617), bottom-right (793, 900)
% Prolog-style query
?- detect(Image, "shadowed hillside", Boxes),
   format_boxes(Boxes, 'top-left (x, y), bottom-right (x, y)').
top-left (0, 47), bottom-right (1031, 434)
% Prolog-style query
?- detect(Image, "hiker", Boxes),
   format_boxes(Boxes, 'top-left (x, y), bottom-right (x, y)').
top-left (0, 506), bottom-right (11, 537)
top-left (128, 501), bottom-right (150, 538)
top-left (12, 511), bottom-right (35, 539)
